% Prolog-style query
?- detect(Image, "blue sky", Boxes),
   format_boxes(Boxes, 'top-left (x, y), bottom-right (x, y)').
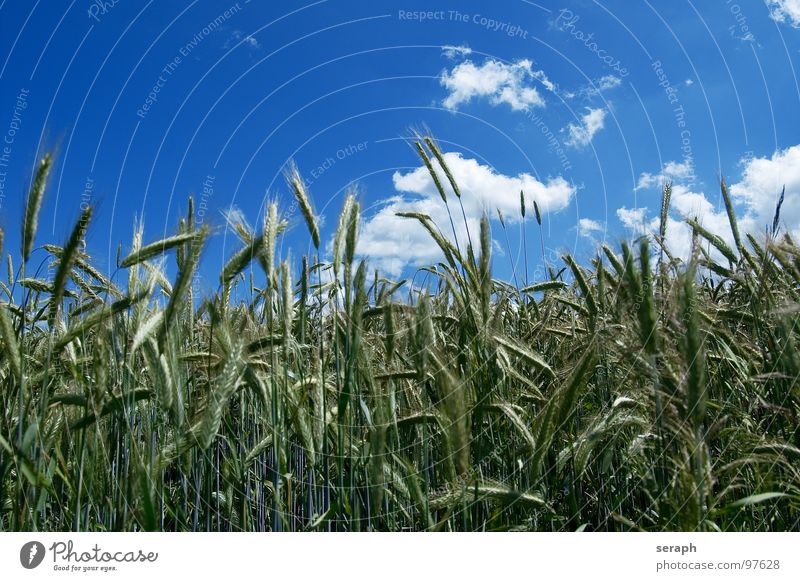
top-left (1, 0), bottom-right (799, 288)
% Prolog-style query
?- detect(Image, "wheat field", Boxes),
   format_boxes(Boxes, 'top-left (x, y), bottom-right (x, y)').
top-left (0, 140), bottom-right (798, 532)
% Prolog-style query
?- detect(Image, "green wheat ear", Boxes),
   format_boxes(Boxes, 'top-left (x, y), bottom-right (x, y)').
top-left (424, 136), bottom-right (461, 198)
top-left (533, 199), bottom-right (542, 226)
top-left (414, 141), bottom-right (447, 204)
top-left (686, 216), bottom-right (738, 264)
top-left (22, 153), bottom-right (53, 263)
top-left (48, 205), bottom-right (93, 327)
top-left (262, 201), bottom-right (279, 286)
top-left (286, 161), bottom-right (320, 249)
top-left (719, 178), bottom-right (742, 253)
top-left (120, 232), bottom-right (198, 268)
top-left (0, 301), bottom-right (21, 381)
top-left (333, 193), bottom-right (355, 279)
top-left (220, 230), bottom-right (265, 287)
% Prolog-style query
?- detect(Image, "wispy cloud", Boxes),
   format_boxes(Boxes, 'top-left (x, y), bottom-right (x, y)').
top-left (564, 107), bottom-right (607, 148)
top-left (564, 75), bottom-right (621, 99)
top-left (441, 45), bottom-right (472, 59)
top-left (766, 0), bottom-right (800, 27)
top-left (595, 75), bottom-right (621, 92)
top-left (636, 159), bottom-right (696, 190)
top-left (225, 30), bottom-right (261, 50)
top-left (577, 218), bottom-right (604, 238)
top-left (616, 207), bottom-right (650, 236)
top-left (440, 58), bottom-right (553, 112)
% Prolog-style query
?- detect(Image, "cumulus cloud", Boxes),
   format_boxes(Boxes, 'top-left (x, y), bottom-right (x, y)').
top-left (564, 107), bottom-right (607, 149)
top-left (440, 58), bottom-right (553, 111)
top-left (618, 146), bottom-right (800, 262)
top-left (357, 152), bottom-right (576, 275)
top-left (766, 0), bottom-right (800, 27)
top-left (616, 207), bottom-right (649, 235)
top-left (442, 45), bottom-right (472, 59)
top-left (730, 144), bottom-right (800, 234)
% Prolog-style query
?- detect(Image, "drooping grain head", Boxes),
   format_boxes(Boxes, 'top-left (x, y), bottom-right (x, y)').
top-left (415, 141), bottom-right (448, 204)
top-left (424, 136), bottom-right (461, 199)
top-left (286, 162), bottom-right (320, 249)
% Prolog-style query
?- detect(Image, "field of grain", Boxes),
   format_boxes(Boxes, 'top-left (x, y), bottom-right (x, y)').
top-left (0, 140), bottom-right (798, 531)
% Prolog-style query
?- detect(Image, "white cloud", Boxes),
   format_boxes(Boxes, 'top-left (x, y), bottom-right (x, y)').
top-left (619, 145), bottom-right (800, 262)
top-left (597, 75), bottom-right (621, 92)
top-left (618, 188), bottom-right (729, 263)
top-left (684, 78), bottom-right (694, 86)
top-left (577, 218), bottom-right (604, 238)
top-left (531, 69), bottom-right (557, 93)
top-left (616, 207), bottom-right (649, 236)
top-left (440, 58), bottom-right (550, 111)
top-left (564, 107), bottom-right (607, 149)
top-left (766, 0), bottom-right (800, 27)
top-left (442, 45), bottom-right (472, 59)
top-left (636, 159), bottom-right (696, 190)
top-left (357, 152), bottom-right (576, 275)
top-left (730, 144), bottom-right (800, 234)
top-left (624, 160), bottom-right (722, 260)
top-left (564, 75), bottom-right (621, 99)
